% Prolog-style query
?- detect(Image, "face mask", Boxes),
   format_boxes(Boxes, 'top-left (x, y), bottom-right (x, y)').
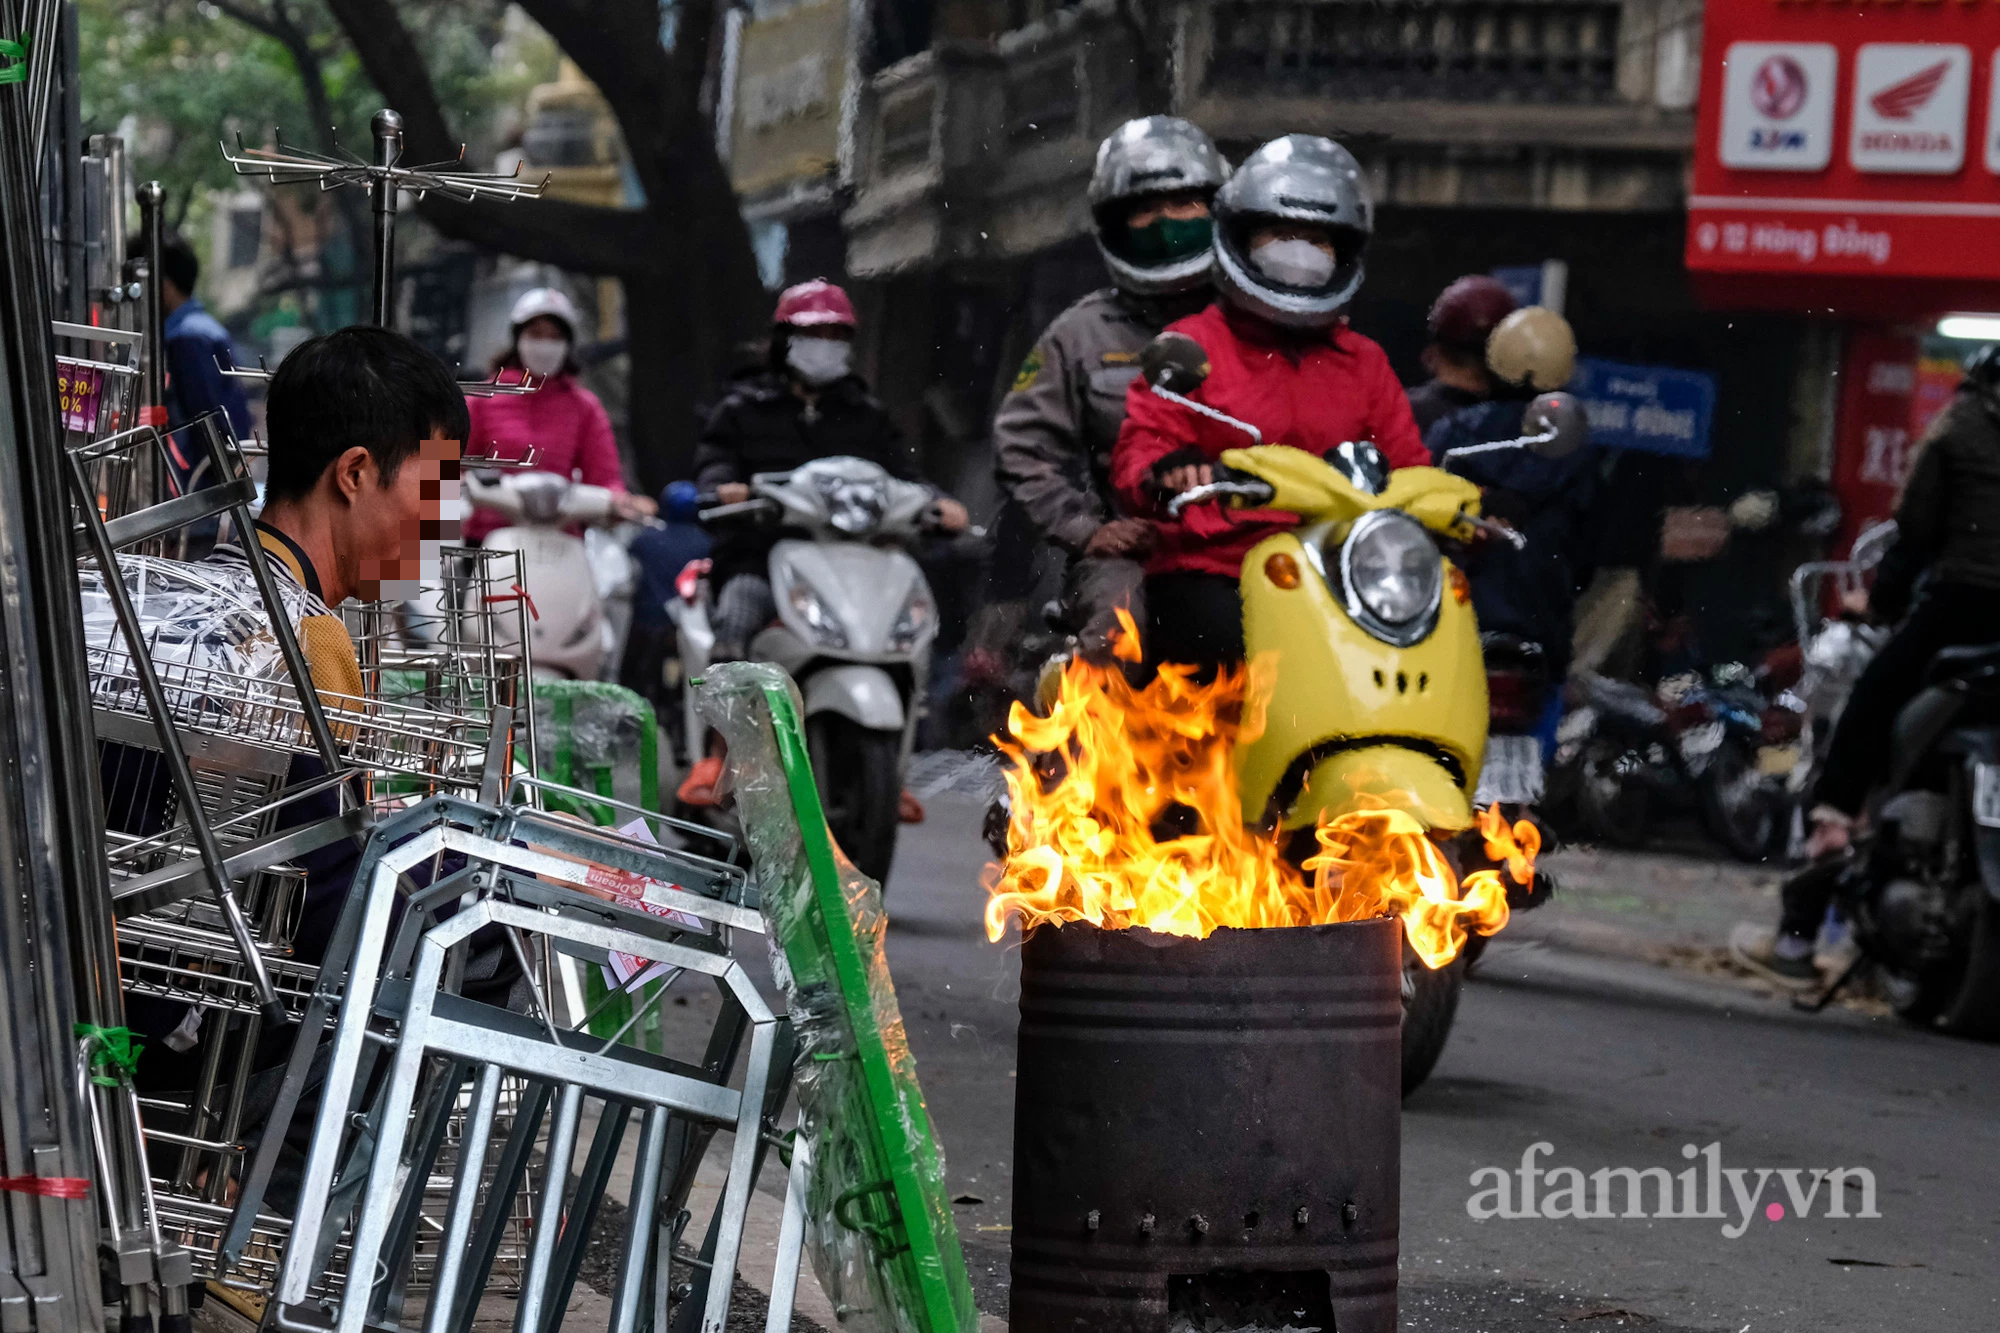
top-left (787, 337), bottom-right (853, 387)
top-left (518, 336), bottom-right (569, 377)
top-left (1250, 237), bottom-right (1337, 289)
top-left (1126, 215), bottom-right (1213, 263)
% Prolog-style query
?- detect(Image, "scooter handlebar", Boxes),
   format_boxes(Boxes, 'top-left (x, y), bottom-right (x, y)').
top-left (1164, 473), bottom-right (1277, 519)
top-left (698, 497), bottom-right (780, 523)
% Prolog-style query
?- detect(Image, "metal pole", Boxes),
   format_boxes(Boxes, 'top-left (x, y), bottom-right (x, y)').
top-left (370, 109), bottom-right (402, 327)
top-left (0, 42), bottom-right (126, 1327)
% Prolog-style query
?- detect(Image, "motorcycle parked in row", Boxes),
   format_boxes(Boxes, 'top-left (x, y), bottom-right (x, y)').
top-left (675, 456), bottom-right (946, 882)
top-left (1142, 332), bottom-right (1584, 1094)
top-left (1790, 644), bottom-right (2000, 1035)
top-left (1557, 653), bottom-right (1803, 863)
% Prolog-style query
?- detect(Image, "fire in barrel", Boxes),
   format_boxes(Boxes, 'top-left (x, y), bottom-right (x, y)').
top-left (986, 633), bottom-right (1536, 1333)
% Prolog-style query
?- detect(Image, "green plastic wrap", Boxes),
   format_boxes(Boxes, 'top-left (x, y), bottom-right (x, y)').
top-left (694, 662), bottom-right (979, 1333)
top-left (532, 679), bottom-right (661, 819)
top-left (532, 679), bottom-right (668, 1052)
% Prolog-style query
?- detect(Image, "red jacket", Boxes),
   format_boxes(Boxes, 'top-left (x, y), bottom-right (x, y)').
top-left (1112, 304), bottom-right (1427, 578)
top-left (464, 371), bottom-right (626, 545)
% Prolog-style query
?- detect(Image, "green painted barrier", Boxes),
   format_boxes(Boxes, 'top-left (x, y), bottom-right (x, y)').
top-left (696, 662), bottom-right (978, 1333)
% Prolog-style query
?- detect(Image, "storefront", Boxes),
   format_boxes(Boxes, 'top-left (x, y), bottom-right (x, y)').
top-left (1688, 0), bottom-right (2000, 557)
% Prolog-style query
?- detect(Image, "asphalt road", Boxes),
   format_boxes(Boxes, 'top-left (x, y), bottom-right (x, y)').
top-left (882, 792), bottom-right (2000, 1332)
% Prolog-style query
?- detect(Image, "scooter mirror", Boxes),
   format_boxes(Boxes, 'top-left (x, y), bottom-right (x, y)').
top-left (1140, 332), bottom-right (1212, 394)
top-left (1522, 391), bottom-right (1587, 459)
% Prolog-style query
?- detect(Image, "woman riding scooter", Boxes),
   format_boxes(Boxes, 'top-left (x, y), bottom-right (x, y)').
top-left (680, 280), bottom-right (969, 813)
top-left (1111, 134), bottom-right (1428, 672)
top-left (464, 287), bottom-right (654, 544)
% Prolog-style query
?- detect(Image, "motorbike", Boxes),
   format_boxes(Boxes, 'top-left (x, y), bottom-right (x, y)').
top-left (465, 469), bottom-right (642, 680)
top-left (1561, 664), bottom-right (1796, 861)
top-left (676, 456), bottom-right (945, 883)
top-left (1142, 332), bottom-right (1585, 1094)
top-left (1789, 644), bottom-right (2000, 1036)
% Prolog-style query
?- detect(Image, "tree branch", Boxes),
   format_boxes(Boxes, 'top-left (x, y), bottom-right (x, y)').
top-left (321, 0), bottom-right (668, 277)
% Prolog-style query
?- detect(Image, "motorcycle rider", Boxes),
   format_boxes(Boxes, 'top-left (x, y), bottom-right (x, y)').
top-left (1742, 344), bottom-right (2000, 984)
top-left (681, 279), bottom-right (968, 804)
top-left (1112, 133), bottom-right (1428, 669)
top-left (464, 287), bottom-right (653, 545)
top-left (994, 116), bottom-right (1228, 657)
top-left (1406, 274), bottom-right (1519, 437)
top-left (1426, 306), bottom-right (1596, 688)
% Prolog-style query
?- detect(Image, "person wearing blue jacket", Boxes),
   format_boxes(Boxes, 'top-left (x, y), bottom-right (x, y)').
top-left (140, 232), bottom-right (255, 557)
top-left (1426, 306), bottom-right (1597, 683)
top-left (620, 480), bottom-right (712, 720)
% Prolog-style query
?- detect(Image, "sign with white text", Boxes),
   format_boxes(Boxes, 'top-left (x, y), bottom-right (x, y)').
top-left (1567, 358), bottom-right (1717, 460)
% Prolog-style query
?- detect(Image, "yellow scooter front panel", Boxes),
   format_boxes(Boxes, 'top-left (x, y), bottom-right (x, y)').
top-left (1234, 529), bottom-right (1489, 831)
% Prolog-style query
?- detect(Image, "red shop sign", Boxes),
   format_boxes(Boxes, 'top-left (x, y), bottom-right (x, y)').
top-left (1689, 1), bottom-right (2000, 318)
top-left (1830, 330), bottom-right (1920, 561)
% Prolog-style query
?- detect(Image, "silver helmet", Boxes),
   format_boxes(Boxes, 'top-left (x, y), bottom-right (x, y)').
top-left (1088, 116), bottom-right (1231, 297)
top-left (1212, 134), bottom-right (1372, 329)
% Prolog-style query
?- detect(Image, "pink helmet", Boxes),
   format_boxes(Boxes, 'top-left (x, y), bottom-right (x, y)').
top-left (773, 279), bottom-right (857, 330)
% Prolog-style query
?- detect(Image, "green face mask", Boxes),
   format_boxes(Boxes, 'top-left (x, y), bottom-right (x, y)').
top-left (1124, 215), bottom-right (1213, 264)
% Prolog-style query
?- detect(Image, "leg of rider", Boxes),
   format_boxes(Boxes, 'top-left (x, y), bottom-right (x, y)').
top-left (1811, 585), bottom-right (1993, 820)
top-left (1774, 584), bottom-right (2000, 953)
top-left (678, 572), bottom-right (778, 806)
top-left (1142, 571), bottom-right (1244, 676)
top-left (1065, 556), bottom-right (1147, 660)
top-left (709, 573), bottom-right (778, 664)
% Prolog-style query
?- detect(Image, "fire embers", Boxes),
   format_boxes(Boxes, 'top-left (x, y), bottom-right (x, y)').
top-left (984, 614), bottom-right (1535, 966)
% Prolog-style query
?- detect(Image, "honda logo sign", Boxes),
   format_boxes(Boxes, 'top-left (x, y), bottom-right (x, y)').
top-left (1850, 44), bottom-right (1971, 174)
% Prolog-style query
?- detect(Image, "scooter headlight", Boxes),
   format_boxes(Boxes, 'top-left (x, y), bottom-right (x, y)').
top-left (1339, 510), bottom-right (1442, 647)
top-left (781, 571), bottom-right (849, 649)
top-left (888, 584), bottom-right (936, 653)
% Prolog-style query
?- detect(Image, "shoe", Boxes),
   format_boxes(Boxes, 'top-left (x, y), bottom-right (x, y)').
top-left (676, 753), bottom-right (726, 808)
top-left (1730, 922), bottom-right (1821, 988)
top-left (899, 789), bottom-right (926, 824)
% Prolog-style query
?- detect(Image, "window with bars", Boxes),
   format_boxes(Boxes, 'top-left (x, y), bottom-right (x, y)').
top-left (1206, 0), bottom-right (1623, 105)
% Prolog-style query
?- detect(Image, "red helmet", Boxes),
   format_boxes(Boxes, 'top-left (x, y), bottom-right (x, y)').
top-left (773, 279), bottom-right (857, 330)
top-left (1427, 275), bottom-right (1518, 351)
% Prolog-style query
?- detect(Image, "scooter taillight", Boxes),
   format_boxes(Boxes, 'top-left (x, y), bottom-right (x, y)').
top-left (675, 557), bottom-right (711, 603)
top-left (1486, 669), bottom-right (1547, 733)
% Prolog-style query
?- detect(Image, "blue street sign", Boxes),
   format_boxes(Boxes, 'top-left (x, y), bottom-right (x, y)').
top-left (1568, 357), bottom-right (1717, 459)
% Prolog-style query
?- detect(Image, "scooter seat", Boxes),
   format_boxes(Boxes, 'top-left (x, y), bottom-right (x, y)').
top-left (1925, 642), bottom-right (2000, 685)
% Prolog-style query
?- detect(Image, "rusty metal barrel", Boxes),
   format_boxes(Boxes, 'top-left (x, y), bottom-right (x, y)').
top-left (1010, 919), bottom-right (1402, 1333)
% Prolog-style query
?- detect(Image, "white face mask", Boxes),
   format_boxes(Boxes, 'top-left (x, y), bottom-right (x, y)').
top-left (518, 335), bottom-right (569, 377)
top-left (1250, 237), bottom-right (1338, 289)
top-left (787, 336), bottom-right (853, 387)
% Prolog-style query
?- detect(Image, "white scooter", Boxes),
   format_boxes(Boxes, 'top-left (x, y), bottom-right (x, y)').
top-left (676, 455), bottom-right (944, 881)
top-left (465, 469), bottom-right (640, 680)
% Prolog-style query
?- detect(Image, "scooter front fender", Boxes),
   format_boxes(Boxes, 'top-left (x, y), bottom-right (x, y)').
top-left (803, 664), bottom-right (906, 730)
top-left (1290, 746), bottom-right (1474, 833)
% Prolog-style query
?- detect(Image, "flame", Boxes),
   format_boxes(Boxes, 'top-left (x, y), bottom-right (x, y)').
top-left (984, 612), bottom-right (1528, 966)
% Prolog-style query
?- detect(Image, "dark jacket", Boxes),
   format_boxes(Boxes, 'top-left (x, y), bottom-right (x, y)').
top-left (993, 287), bottom-right (1207, 554)
top-left (1405, 378), bottom-right (1485, 439)
top-left (1871, 390), bottom-right (2000, 623)
top-left (1427, 399), bottom-right (1598, 673)
top-left (692, 370), bottom-right (921, 582)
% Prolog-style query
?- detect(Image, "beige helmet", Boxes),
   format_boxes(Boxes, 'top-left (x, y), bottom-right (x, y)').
top-left (1485, 306), bottom-right (1576, 392)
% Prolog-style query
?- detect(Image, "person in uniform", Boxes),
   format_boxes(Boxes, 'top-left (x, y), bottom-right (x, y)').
top-left (993, 116), bottom-right (1230, 657)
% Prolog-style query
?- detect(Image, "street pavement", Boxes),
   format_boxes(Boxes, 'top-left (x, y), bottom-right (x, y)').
top-left (884, 789), bottom-right (2000, 1331)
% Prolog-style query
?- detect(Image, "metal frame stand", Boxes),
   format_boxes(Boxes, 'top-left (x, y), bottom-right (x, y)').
top-left (221, 109), bottom-right (547, 328)
top-left (255, 797), bottom-right (799, 1333)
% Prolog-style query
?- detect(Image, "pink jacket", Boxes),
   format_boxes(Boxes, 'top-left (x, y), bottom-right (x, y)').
top-left (463, 371), bottom-right (626, 545)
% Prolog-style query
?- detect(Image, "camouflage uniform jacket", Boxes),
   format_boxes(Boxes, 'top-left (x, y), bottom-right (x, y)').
top-left (994, 287), bottom-right (1206, 555)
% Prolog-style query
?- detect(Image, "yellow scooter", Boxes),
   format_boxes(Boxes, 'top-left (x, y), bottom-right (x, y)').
top-left (1142, 331), bottom-right (1584, 836)
top-left (1141, 332), bottom-right (1585, 1092)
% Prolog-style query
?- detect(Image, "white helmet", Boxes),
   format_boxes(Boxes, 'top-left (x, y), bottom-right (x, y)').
top-left (509, 286), bottom-right (581, 337)
top-left (1088, 117), bottom-right (1231, 298)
